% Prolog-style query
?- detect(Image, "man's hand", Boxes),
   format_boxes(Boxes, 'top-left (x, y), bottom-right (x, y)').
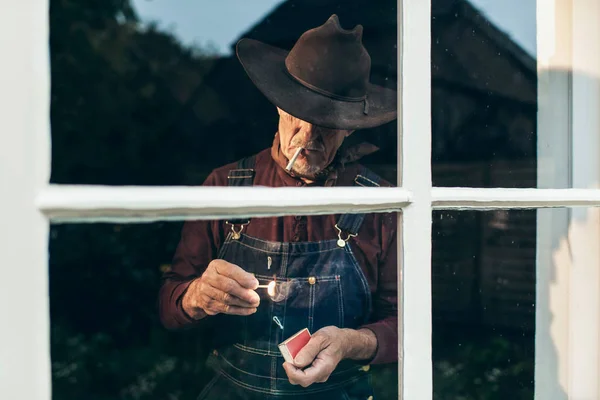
top-left (282, 326), bottom-right (377, 387)
top-left (182, 259), bottom-right (260, 318)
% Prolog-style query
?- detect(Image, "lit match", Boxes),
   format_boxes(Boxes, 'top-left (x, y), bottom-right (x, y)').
top-left (256, 281), bottom-right (277, 297)
top-left (285, 147), bottom-right (303, 171)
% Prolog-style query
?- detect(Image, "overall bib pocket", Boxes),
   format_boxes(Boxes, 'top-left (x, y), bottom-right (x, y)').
top-left (283, 275), bottom-right (343, 337)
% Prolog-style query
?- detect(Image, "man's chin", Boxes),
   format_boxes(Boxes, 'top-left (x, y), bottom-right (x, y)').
top-left (291, 165), bottom-right (324, 180)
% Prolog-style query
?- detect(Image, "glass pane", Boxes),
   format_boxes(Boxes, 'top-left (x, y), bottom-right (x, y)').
top-left (50, 0), bottom-right (398, 186)
top-left (431, 0), bottom-right (539, 188)
top-left (433, 209), bottom-right (535, 398)
top-left (432, 208), bottom-right (600, 399)
top-left (51, 213), bottom-right (399, 398)
top-left (49, 223), bottom-right (197, 399)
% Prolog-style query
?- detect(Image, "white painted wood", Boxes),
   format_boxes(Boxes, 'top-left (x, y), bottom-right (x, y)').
top-left (432, 187), bottom-right (600, 208)
top-left (537, 0), bottom-right (572, 191)
top-left (535, 1), bottom-right (572, 398)
top-left (37, 185), bottom-right (411, 222)
top-left (569, 0), bottom-right (600, 396)
top-left (399, 0), bottom-right (432, 398)
top-left (10, 0), bottom-right (599, 399)
top-left (36, 185), bottom-right (600, 221)
top-left (535, 1), bottom-right (600, 398)
top-left (567, 208), bottom-right (600, 400)
top-left (0, 0), bottom-right (51, 398)
top-left (535, 208), bottom-right (571, 400)
top-left (36, 185), bottom-right (600, 222)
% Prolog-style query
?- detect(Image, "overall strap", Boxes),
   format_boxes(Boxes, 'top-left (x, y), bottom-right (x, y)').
top-left (226, 155), bottom-right (257, 227)
top-left (336, 166), bottom-right (382, 236)
top-left (227, 155), bottom-right (257, 186)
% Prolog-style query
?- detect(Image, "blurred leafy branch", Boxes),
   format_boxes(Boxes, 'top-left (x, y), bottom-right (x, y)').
top-left (50, 0), bottom-right (219, 186)
top-left (50, 223), bottom-right (215, 400)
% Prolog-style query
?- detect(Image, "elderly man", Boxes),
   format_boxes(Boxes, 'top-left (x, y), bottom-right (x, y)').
top-left (159, 14), bottom-right (398, 399)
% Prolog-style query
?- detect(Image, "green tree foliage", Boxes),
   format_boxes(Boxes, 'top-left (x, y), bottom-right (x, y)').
top-left (433, 330), bottom-right (534, 400)
top-left (50, 223), bottom-right (216, 400)
top-left (50, 0), bottom-right (217, 186)
top-left (49, 1), bottom-right (218, 398)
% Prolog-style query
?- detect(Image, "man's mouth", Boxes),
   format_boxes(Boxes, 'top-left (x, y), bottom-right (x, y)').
top-left (293, 145), bottom-right (324, 153)
top-left (291, 139), bottom-right (325, 152)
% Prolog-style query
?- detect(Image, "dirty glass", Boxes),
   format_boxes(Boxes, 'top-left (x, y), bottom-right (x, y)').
top-left (49, 0), bottom-right (398, 186)
top-left (49, 1), bottom-right (400, 398)
top-left (50, 214), bottom-right (399, 399)
top-left (431, 0), bottom-right (539, 188)
top-left (433, 208), bottom-right (550, 399)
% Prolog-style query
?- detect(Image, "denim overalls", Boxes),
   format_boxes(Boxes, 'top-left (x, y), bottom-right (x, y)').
top-left (198, 156), bottom-right (380, 400)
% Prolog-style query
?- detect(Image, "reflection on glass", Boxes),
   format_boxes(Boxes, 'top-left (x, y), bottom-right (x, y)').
top-left (50, 2), bottom-right (400, 397)
top-left (431, 0), bottom-right (538, 188)
top-left (50, 0), bottom-right (398, 186)
top-left (50, 213), bottom-right (399, 398)
top-left (49, 222), bottom-right (199, 399)
top-left (433, 209), bottom-right (536, 398)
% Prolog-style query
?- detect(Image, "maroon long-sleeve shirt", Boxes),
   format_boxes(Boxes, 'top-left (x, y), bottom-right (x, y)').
top-left (159, 146), bottom-right (398, 364)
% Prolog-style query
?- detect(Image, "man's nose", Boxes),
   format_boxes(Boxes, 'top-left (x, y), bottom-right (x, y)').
top-left (300, 123), bottom-right (321, 140)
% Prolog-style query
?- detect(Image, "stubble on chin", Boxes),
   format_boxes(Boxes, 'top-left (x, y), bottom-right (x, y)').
top-left (291, 162), bottom-right (323, 179)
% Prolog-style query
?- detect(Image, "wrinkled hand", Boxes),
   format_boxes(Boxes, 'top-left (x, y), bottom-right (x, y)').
top-left (282, 326), bottom-right (348, 387)
top-left (182, 259), bottom-right (260, 318)
top-left (282, 326), bottom-right (377, 387)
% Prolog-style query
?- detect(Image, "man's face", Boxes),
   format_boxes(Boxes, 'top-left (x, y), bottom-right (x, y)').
top-left (277, 107), bottom-right (353, 179)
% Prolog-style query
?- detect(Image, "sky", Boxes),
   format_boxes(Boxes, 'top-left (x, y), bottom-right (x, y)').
top-left (130, 0), bottom-right (536, 57)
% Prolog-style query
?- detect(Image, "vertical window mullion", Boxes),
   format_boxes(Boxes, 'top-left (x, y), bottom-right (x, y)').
top-left (399, 0), bottom-right (433, 398)
top-left (568, 0), bottom-right (600, 396)
top-left (536, 1), bottom-right (573, 398)
top-left (1, 0), bottom-right (52, 398)
top-left (537, 1), bottom-right (600, 399)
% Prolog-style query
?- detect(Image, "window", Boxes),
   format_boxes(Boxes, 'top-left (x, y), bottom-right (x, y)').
top-left (3, 0), bottom-right (600, 399)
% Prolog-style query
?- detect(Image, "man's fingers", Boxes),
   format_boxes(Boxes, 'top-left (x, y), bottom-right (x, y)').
top-left (195, 259), bottom-right (262, 316)
top-left (221, 305), bottom-right (257, 316)
top-left (282, 362), bottom-right (300, 385)
top-left (299, 358), bottom-right (332, 384)
top-left (207, 272), bottom-right (260, 306)
top-left (282, 360), bottom-right (331, 387)
top-left (212, 260), bottom-right (259, 289)
top-left (199, 294), bottom-right (257, 316)
top-left (282, 328), bottom-right (341, 387)
top-left (293, 336), bottom-right (325, 368)
top-left (202, 283), bottom-right (257, 308)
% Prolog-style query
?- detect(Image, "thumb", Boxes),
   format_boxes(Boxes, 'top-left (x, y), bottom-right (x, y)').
top-left (293, 336), bottom-right (324, 368)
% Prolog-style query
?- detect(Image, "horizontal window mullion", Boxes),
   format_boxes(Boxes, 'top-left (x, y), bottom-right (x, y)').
top-left (37, 185), bottom-right (411, 222)
top-left (39, 186), bottom-right (600, 222)
top-left (433, 187), bottom-right (600, 208)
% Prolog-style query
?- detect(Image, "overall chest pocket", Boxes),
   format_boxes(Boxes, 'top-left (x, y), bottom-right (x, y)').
top-left (283, 275), bottom-right (344, 337)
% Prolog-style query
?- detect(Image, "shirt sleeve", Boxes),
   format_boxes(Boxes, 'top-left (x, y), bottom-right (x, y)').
top-left (158, 172), bottom-right (225, 330)
top-left (359, 212), bottom-right (399, 364)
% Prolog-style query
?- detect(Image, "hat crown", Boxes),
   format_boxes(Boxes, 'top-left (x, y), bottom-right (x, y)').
top-left (284, 15), bottom-right (371, 99)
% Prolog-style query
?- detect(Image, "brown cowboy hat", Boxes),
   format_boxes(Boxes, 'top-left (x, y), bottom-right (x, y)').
top-left (236, 14), bottom-right (397, 130)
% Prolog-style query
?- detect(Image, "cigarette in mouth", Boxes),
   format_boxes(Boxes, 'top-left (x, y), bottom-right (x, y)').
top-left (285, 147), bottom-right (303, 171)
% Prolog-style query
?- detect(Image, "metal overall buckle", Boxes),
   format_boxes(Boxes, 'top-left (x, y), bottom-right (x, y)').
top-left (225, 221), bottom-right (248, 240)
top-left (334, 224), bottom-right (357, 247)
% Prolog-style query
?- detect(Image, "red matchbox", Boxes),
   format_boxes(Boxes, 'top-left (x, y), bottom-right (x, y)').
top-left (278, 328), bottom-right (311, 363)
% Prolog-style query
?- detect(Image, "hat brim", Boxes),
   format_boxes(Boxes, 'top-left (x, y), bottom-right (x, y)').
top-left (236, 38), bottom-right (397, 130)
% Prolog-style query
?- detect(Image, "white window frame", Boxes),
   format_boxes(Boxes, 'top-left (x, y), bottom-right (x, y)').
top-left (2, 0), bottom-right (600, 399)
